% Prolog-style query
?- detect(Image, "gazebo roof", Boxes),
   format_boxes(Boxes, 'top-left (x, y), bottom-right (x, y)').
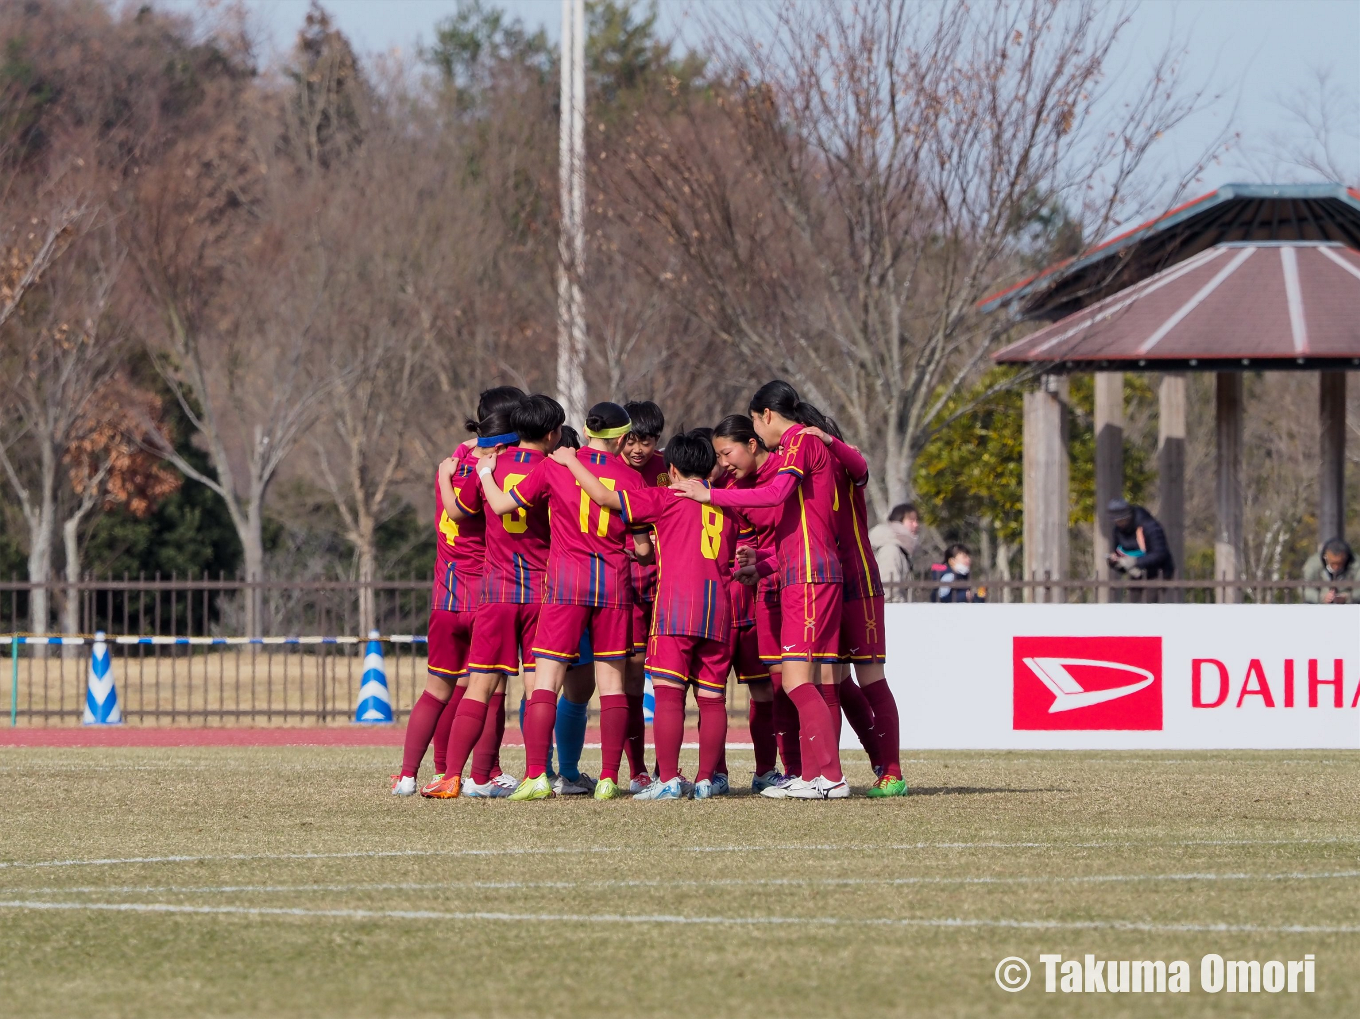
top-left (981, 183), bottom-right (1360, 322)
top-left (993, 241), bottom-right (1360, 372)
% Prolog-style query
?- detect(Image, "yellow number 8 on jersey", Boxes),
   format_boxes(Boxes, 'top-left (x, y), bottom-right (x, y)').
top-left (502, 473), bottom-right (528, 533)
top-left (700, 505), bottom-right (724, 560)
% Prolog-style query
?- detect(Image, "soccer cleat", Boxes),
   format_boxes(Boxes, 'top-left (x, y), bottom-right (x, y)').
top-left (423, 774), bottom-right (462, 799)
top-left (508, 774), bottom-right (554, 801)
top-left (634, 776), bottom-right (683, 800)
top-left (711, 773), bottom-right (730, 796)
top-left (391, 774), bottom-right (416, 796)
top-left (788, 775), bottom-right (850, 800)
top-left (692, 779), bottom-right (714, 799)
top-left (493, 772), bottom-right (519, 791)
top-left (751, 770), bottom-right (785, 793)
top-left (464, 777), bottom-right (512, 798)
top-left (758, 774), bottom-right (800, 799)
top-left (553, 772), bottom-right (597, 796)
top-left (593, 777), bottom-right (621, 800)
top-left (629, 773), bottom-right (652, 795)
top-left (418, 773), bottom-right (447, 797)
top-left (866, 775), bottom-right (908, 798)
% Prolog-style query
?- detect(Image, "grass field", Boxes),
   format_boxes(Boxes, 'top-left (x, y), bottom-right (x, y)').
top-left (2, 747), bottom-right (1359, 1018)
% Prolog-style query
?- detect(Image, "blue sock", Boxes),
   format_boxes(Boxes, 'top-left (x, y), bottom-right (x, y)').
top-left (555, 696), bottom-right (589, 781)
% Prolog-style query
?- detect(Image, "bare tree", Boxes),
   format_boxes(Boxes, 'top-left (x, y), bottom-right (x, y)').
top-left (606, 0), bottom-right (1211, 519)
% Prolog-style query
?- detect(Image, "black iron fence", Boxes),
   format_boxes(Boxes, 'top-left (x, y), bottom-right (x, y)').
top-left (2, 576), bottom-right (1355, 726)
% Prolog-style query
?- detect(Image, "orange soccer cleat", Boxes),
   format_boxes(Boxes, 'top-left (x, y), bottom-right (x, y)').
top-left (421, 774), bottom-right (462, 799)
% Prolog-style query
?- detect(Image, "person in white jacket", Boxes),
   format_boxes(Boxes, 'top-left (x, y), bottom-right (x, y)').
top-left (869, 503), bottom-right (919, 601)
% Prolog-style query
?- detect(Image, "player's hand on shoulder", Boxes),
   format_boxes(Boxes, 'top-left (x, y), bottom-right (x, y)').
top-left (670, 476), bottom-right (711, 503)
top-left (802, 426), bottom-right (830, 446)
top-left (477, 452), bottom-right (498, 476)
top-left (548, 446), bottom-right (577, 467)
top-left (438, 456), bottom-right (458, 481)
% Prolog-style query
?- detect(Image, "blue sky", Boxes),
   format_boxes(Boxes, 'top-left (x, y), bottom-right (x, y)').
top-left (163, 0), bottom-right (1359, 189)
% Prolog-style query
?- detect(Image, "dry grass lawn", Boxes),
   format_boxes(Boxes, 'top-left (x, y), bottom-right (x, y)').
top-left (2, 747), bottom-right (1359, 1017)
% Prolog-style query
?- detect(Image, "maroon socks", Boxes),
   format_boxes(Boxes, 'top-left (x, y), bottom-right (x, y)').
top-left (523, 688), bottom-right (558, 779)
top-left (817, 681), bottom-right (842, 746)
top-left (624, 692), bottom-right (647, 778)
top-left (470, 691), bottom-right (505, 784)
top-left (400, 691), bottom-right (446, 778)
top-left (862, 678), bottom-right (902, 779)
top-left (652, 684), bottom-right (685, 782)
top-left (771, 678), bottom-right (802, 778)
top-left (787, 682), bottom-right (843, 782)
top-left (748, 698), bottom-right (777, 775)
top-left (837, 678), bottom-right (879, 770)
top-left (432, 685), bottom-right (465, 774)
top-left (443, 696), bottom-right (489, 783)
top-left (598, 693), bottom-right (629, 782)
top-left (696, 695), bottom-right (728, 782)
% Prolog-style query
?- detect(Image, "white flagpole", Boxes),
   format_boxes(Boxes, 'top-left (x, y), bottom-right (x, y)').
top-left (556, 0), bottom-right (587, 426)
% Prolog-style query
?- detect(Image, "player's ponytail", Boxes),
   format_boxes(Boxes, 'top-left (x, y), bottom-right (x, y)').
top-left (584, 402), bottom-right (631, 442)
top-left (475, 408), bottom-right (518, 447)
top-left (468, 386), bottom-right (527, 433)
top-left (713, 414), bottom-right (766, 451)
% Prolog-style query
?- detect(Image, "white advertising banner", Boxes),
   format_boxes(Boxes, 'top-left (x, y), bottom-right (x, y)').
top-left (871, 604), bottom-right (1360, 750)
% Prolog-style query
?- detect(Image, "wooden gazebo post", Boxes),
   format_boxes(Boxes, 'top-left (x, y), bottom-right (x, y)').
top-left (1215, 373), bottom-right (1244, 603)
top-left (1023, 375), bottom-right (1069, 602)
top-left (1093, 372), bottom-right (1124, 600)
top-left (1319, 371), bottom-right (1347, 546)
top-left (1157, 374), bottom-right (1187, 580)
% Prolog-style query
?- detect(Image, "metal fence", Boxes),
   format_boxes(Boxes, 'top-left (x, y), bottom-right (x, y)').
top-left (2, 576), bottom-right (1355, 726)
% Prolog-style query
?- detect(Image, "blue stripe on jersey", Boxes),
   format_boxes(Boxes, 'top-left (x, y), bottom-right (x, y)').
top-left (513, 449), bottom-right (533, 463)
top-left (513, 553), bottom-right (527, 602)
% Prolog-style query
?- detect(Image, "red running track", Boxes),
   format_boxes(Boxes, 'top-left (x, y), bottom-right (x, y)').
top-left (0, 726), bottom-right (743, 748)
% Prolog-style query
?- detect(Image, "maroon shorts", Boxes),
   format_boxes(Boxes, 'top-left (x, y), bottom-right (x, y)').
top-left (780, 582), bottom-right (843, 663)
top-left (838, 594), bottom-right (887, 664)
top-left (630, 597), bottom-right (653, 653)
top-left (427, 608), bottom-right (475, 680)
top-left (646, 633), bottom-right (733, 694)
top-left (467, 601), bottom-right (540, 675)
top-left (533, 603), bottom-right (633, 662)
top-left (733, 625), bottom-right (768, 683)
top-left (755, 588), bottom-right (783, 665)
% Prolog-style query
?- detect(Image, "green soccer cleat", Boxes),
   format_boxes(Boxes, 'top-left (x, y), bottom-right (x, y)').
top-left (593, 776), bottom-right (620, 801)
top-left (508, 773), bottom-right (554, 801)
top-left (866, 775), bottom-right (908, 798)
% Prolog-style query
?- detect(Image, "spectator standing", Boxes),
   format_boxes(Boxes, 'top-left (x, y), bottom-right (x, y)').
top-left (1303, 539), bottom-right (1360, 603)
top-left (934, 544), bottom-right (984, 603)
top-left (870, 503), bottom-right (919, 601)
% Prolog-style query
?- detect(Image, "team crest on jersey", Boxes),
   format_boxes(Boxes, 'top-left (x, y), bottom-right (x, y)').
top-left (655, 472), bottom-right (670, 487)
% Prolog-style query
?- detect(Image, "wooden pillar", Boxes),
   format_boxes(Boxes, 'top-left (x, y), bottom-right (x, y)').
top-left (1215, 372), bottom-right (1243, 603)
top-left (1319, 371), bottom-right (1347, 546)
top-left (1093, 372), bottom-right (1124, 601)
top-left (1024, 375), bottom-right (1069, 603)
top-left (1157, 373), bottom-right (1186, 578)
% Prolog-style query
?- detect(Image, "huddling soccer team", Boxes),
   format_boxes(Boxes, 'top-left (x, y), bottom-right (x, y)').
top-left (389, 380), bottom-right (906, 802)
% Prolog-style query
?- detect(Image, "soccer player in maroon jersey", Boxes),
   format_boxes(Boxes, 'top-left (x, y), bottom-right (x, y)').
top-left (619, 400), bottom-right (667, 791)
top-left (391, 386), bottom-right (522, 797)
top-left (673, 381), bottom-right (848, 799)
top-left (801, 416), bottom-right (907, 798)
top-left (481, 402), bottom-right (650, 802)
top-left (558, 430), bottom-right (742, 799)
top-left (710, 416), bottom-right (789, 791)
top-left (423, 395), bottom-right (561, 799)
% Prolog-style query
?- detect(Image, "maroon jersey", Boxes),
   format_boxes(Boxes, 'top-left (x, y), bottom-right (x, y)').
top-left (619, 484), bottom-right (741, 643)
top-left (627, 451), bottom-right (669, 603)
top-left (827, 437), bottom-right (883, 601)
top-left (509, 449), bottom-right (644, 608)
top-left (455, 447), bottom-right (549, 604)
top-left (716, 472), bottom-right (763, 628)
top-left (433, 451), bottom-right (485, 612)
top-left (709, 424), bottom-right (843, 588)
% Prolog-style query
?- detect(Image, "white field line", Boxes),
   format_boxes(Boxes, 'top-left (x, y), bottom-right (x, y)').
top-left (2, 899), bottom-right (1359, 934)
top-left (4, 839), bottom-right (1360, 872)
top-left (9, 870), bottom-right (1360, 897)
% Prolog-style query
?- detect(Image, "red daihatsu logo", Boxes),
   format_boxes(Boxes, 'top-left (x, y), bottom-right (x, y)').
top-left (1013, 636), bottom-right (1163, 730)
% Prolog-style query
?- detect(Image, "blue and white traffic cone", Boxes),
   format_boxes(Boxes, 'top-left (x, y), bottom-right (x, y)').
top-left (82, 631), bottom-right (121, 725)
top-left (354, 629), bottom-right (394, 724)
top-left (642, 675), bottom-right (655, 726)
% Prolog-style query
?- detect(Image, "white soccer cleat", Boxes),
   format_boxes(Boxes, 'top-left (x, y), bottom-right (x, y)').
top-left (692, 779), bottom-right (714, 799)
top-left (787, 775), bottom-right (850, 800)
top-left (751, 769), bottom-right (784, 793)
top-left (633, 776), bottom-right (683, 800)
top-left (464, 777), bottom-right (512, 798)
top-left (759, 774), bottom-right (801, 799)
top-left (492, 772), bottom-right (519, 791)
top-left (390, 774), bottom-right (417, 796)
top-left (553, 772), bottom-right (596, 796)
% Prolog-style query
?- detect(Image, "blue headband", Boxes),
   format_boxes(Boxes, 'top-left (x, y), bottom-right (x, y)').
top-left (477, 432), bottom-right (518, 447)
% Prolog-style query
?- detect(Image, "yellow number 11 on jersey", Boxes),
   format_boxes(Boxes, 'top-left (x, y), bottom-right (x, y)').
top-left (579, 477), bottom-right (617, 535)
